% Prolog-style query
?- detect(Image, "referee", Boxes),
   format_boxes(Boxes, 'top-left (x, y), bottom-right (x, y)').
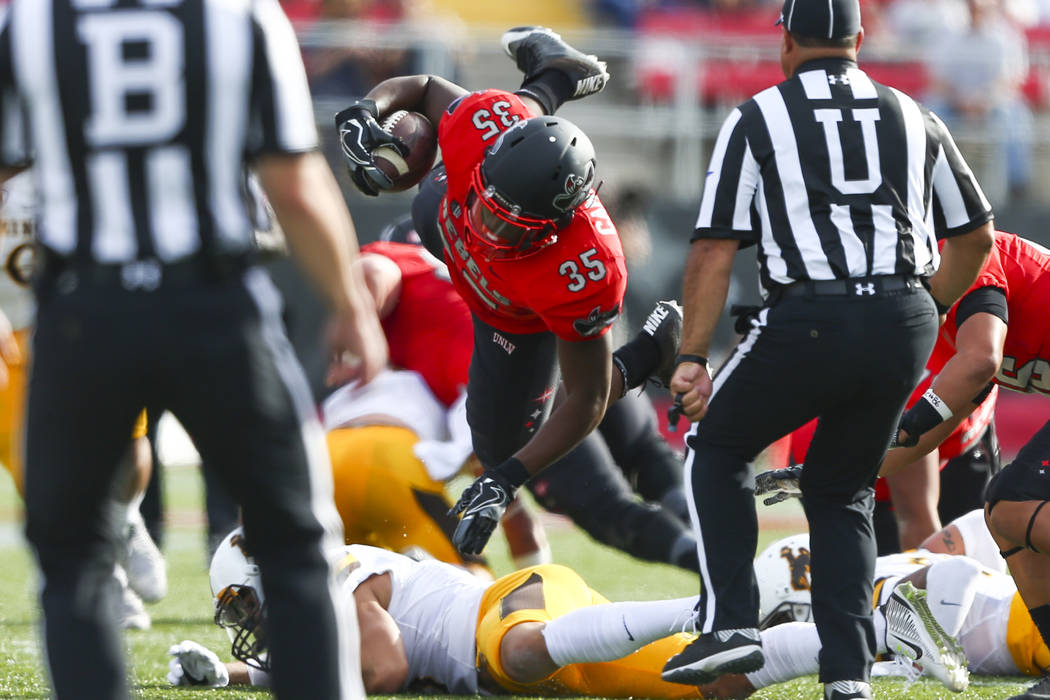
top-left (0, 1), bottom-right (386, 698)
top-left (660, 1), bottom-right (994, 698)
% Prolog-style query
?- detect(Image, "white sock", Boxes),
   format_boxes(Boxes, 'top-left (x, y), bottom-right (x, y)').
top-left (924, 556), bottom-right (983, 637)
top-left (745, 622), bottom-right (820, 689)
top-left (541, 596), bottom-right (697, 666)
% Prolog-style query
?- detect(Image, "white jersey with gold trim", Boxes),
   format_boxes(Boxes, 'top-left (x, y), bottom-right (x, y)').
top-left (0, 171), bottom-right (36, 330)
top-left (874, 552), bottom-right (1019, 675)
top-left (321, 369), bottom-right (447, 441)
top-left (341, 544), bottom-right (484, 694)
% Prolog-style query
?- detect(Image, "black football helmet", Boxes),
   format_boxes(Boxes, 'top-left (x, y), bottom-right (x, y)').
top-left (465, 115), bottom-right (596, 259)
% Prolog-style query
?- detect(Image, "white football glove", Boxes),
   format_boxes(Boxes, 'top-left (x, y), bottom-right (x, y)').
top-left (167, 640), bottom-right (230, 687)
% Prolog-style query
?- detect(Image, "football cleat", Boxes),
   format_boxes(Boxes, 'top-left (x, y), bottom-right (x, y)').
top-left (884, 581), bottom-right (969, 692)
top-left (824, 680), bottom-right (872, 700)
top-left (640, 299), bottom-right (683, 388)
top-left (114, 564), bottom-right (151, 630)
top-left (122, 508), bottom-right (168, 603)
top-left (661, 627), bottom-right (763, 685)
top-left (1007, 674), bottom-right (1050, 699)
top-left (501, 26), bottom-right (609, 99)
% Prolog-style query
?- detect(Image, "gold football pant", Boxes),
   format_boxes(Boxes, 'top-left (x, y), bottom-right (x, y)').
top-left (326, 425), bottom-right (480, 570)
top-left (0, 326), bottom-right (147, 499)
top-left (476, 563), bottom-right (702, 698)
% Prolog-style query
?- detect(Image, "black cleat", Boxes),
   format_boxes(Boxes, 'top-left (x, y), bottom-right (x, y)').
top-left (824, 680), bottom-right (872, 700)
top-left (501, 26), bottom-right (609, 99)
top-left (639, 299), bottom-right (682, 388)
top-left (1008, 675), bottom-right (1050, 699)
top-left (661, 628), bottom-right (763, 685)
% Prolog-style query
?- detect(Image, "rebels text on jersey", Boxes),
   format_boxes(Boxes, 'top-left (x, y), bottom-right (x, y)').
top-left (436, 90), bottom-right (627, 341)
top-left (941, 231), bottom-right (1050, 395)
top-left (360, 241), bottom-right (472, 407)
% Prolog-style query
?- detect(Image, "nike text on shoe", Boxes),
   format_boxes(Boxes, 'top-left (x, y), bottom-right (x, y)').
top-left (500, 26), bottom-right (609, 98)
top-left (660, 628), bottom-right (763, 685)
top-left (824, 680), bottom-right (872, 700)
top-left (884, 581), bottom-right (969, 692)
top-left (1007, 674), bottom-right (1050, 699)
top-left (642, 300), bottom-right (683, 388)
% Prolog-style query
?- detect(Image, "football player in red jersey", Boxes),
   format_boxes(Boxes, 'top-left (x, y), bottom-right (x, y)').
top-left (336, 27), bottom-right (683, 556)
top-left (838, 229), bottom-right (1050, 700)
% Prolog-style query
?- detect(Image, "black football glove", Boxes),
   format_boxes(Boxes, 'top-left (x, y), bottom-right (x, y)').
top-left (335, 100), bottom-right (408, 197)
top-left (449, 471), bottom-right (516, 555)
top-left (754, 464), bottom-right (803, 506)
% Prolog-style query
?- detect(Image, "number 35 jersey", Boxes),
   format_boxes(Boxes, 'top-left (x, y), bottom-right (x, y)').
top-left (435, 89), bottom-right (627, 341)
top-left (942, 231), bottom-right (1050, 395)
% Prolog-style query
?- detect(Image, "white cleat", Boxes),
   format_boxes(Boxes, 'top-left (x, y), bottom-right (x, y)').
top-left (114, 564), bottom-right (151, 630)
top-left (123, 509), bottom-right (167, 603)
top-left (884, 581), bottom-right (969, 692)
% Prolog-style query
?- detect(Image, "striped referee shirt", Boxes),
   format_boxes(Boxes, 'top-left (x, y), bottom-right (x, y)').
top-left (697, 57), bottom-right (993, 294)
top-left (0, 0), bottom-right (316, 265)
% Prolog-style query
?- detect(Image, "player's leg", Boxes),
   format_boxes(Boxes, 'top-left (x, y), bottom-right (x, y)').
top-left (798, 291), bottom-right (936, 691)
top-left (475, 564), bottom-right (700, 697)
top-left (596, 390), bottom-right (689, 522)
top-left (984, 420), bottom-right (1050, 700)
top-left (161, 270), bottom-right (361, 699)
top-left (528, 432), bottom-right (699, 571)
top-left (884, 451), bottom-right (942, 550)
top-left (938, 423), bottom-right (1001, 525)
top-left (327, 424), bottom-right (486, 571)
top-left (465, 317), bottom-right (559, 467)
top-left (23, 288), bottom-right (148, 699)
top-left (665, 303), bottom-right (837, 684)
top-left (0, 327), bottom-right (29, 495)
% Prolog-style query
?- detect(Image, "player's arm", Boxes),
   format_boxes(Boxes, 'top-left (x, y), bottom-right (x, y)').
top-left (670, 237), bottom-right (738, 422)
top-left (357, 253), bottom-right (403, 320)
top-left (513, 334), bottom-right (613, 475)
top-left (256, 151), bottom-right (388, 385)
top-left (884, 298), bottom-right (1006, 471)
top-left (357, 75), bottom-right (468, 129)
top-left (926, 221), bottom-right (995, 313)
top-left (354, 573), bottom-right (409, 693)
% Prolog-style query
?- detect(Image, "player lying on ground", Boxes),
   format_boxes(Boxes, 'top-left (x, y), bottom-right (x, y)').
top-left (700, 513), bottom-right (1042, 698)
top-left (169, 527), bottom-right (713, 697)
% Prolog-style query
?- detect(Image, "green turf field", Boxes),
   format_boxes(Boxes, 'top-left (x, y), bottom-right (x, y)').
top-left (0, 465), bottom-right (1035, 699)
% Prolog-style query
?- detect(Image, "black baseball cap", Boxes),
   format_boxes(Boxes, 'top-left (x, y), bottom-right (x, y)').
top-left (777, 0), bottom-right (861, 39)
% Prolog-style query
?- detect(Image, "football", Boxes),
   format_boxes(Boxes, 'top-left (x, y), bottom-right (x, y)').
top-left (372, 110), bottom-right (438, 193)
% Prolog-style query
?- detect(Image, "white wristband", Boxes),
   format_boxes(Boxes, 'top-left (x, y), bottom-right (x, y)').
top-left (922, 388), bottom-right (953, 421)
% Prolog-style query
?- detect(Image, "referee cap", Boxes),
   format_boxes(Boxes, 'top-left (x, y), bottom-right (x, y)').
top-left (777, 0), bottom-right (861, 39)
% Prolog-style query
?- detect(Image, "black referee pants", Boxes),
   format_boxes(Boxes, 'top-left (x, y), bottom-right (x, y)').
top-left (23, 267), bottom-right (356, 699)
top-left (684, 287), bottom-right (937, 683)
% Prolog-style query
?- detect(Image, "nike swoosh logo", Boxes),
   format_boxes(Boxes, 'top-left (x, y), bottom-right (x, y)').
top-left (891, 635), bottom-right (924, 660)
top-left (622, 617), bottom-right (635, 641)
top-left (939, 600), bottom-right (961, 607)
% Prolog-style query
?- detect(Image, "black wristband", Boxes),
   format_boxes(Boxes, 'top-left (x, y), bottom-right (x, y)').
top-left (676, 354), bottom-right (708, 366)
top-left (898, 390), bottom-right (953, 445)
top-left (488, 457), bottom-right (530, 490)
top-left (515, 69), bottom-right (574, 115)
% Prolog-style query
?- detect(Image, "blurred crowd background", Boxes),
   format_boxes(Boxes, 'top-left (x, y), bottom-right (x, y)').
top-left (279, 0), bottom-right (1050, 360)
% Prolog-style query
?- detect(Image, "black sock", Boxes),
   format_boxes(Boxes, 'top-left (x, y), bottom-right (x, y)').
top-left (1030, 604), bottom-right (1050, 647)
top-left (612, 333), bottom-right (661, 392)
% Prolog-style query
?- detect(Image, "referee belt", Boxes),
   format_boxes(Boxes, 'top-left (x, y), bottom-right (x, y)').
top-left (38, 251), bottom-right (253, 293)
top-left (778, 274), bottom-right (925, 299)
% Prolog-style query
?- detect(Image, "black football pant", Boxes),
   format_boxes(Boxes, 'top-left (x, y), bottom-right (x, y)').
top-left (529, 391), bottom-right (698, 570)
top-left (683, 287), bottom-right (937, 683)
top-left (24, 267), bottom-right (356, 699)
top-left (465, 317), bottom-right (560, 468)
